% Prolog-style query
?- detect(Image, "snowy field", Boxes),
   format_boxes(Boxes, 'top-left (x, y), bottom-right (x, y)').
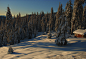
top-left (0, 32), bottom-right (86, 59)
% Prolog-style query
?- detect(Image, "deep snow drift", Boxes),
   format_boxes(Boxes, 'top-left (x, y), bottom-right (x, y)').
top-left (0, 32), bottom-right (86, 59)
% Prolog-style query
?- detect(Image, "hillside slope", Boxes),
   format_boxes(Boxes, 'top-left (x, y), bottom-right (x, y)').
top-left (0, 32), bottom-right (86, 59)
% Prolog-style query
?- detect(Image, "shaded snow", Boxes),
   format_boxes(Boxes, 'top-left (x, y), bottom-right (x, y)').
top-left (0, 32), bottom-right (86, 59)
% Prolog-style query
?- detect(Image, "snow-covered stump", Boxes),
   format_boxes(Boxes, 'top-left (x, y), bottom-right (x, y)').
top-left (8, 45), bottom-right (13, 54)
top-left (47, 33), bottom-right (52, 39)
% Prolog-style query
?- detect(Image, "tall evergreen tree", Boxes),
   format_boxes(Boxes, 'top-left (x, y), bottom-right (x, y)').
top-left (55, 13), bottom-right (67, 46)
top-left (0, 31), bottom-right (3, 46)
top-left (6, 7), bottom-right (12, 31)
top-left (82, 6), bottom-right (86, 28)
top-left (71, 0), bottom-right (85, 34)
top-left (49, 7), bottom-right (54, 31)
top-left (28, 22), bottom-right (32, 39)
top-left (45, 12), bottom-right (49, 32)
top-left (36, 12), bottom-right (39, 30)
top-left (5, 7), bottom-right (13, 44)
top-left (65, 0), bottom-right (73, 33)
top-left (41, 16), bottom-right (45, 32)
top-left (38, 12), bottom-right (42, 32)
top-left (55, 3), bottom-right (63, 32)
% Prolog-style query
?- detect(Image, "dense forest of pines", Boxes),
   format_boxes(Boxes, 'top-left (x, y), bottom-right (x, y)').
top-left (0, 0), bottom-right (86, 46)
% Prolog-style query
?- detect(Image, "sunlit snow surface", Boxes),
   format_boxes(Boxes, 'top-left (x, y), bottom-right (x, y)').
top-left (0, 32), bottom-right (86, 59)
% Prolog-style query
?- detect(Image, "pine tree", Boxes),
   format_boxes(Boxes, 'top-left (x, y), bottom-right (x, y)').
top-left (18, 13), bottom-right (21, 27)
top-left (34, 27), bottom-right (36, 37)
top-left (36, 12), bottom-right (39, 30)
top-left (33, 12), bottom-right (37, 34)
top-left (38, 12), bottom-right (42, 32)
top-left (45, 12), bottom-right (49, 32)
top-left (49, 7), bottom-right (54, 31)
top-left (5, 7), bottom-right (13, 44)
top-left (8, 45), bottom-right (13, 54)
top-left (46, 22), bottom-right (49, 33)
top-left (19, 26), bottom-right (22, 40)
top-left (3, 32), bottom-right (7, 46)
top-left (0, 38), bottom-right (2, 47)
top-left (55, 3), bottom-right (63, 32)
top-left (71, 0), bottom-right (85, 34)
top-left (0, 31), bottom-right (3, 46)
top-left (41, 16), bottom-right (45, 32)
top-left (9, 30), bottom-right (12, 45)
top-left (1, 21), bottom-right (4, 30)
top-left (82, 6), bottom-right (86, 28)
top-left (11, 32), bottom-right (14, 45)
top-left (26, 28), bottom-right (29, 39)
top-left (14, 31), bottom-right (18, 44)
top-left (26, 14), bottom-right (29, 22)
top-left (28, 22), bottom-right (32, 39)
top-left (14, 22), bottom-right (19, 44)
top-left (6, 7), bottom-right (12, 31)
top-left (65, 0), bottom-right (73, 33)
top-left (55, 14), bottom-right (67, 46)
top-left (30, 12), bottom-right (34, 33)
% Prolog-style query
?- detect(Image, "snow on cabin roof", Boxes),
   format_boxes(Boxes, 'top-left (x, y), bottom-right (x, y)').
top-left (73, 29), bottom-right (86, 35)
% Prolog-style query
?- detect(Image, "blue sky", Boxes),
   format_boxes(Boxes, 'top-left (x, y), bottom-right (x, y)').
top-left (0, 0), bottom-right (85, 17)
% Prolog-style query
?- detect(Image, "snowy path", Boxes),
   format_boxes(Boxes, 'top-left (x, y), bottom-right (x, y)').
top-left (0, 32), bottom-right (86, 59)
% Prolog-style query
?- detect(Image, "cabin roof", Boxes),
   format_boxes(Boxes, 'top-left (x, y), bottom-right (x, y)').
top-left (73, 29), bottom-right (86, 35)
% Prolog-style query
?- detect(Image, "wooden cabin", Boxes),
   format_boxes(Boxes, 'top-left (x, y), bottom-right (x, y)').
top-left (73, 29), bottom-right (86, 38)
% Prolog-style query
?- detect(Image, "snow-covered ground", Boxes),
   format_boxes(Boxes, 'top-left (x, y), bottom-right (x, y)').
top-left (0, 32), bottom-right (86, 59)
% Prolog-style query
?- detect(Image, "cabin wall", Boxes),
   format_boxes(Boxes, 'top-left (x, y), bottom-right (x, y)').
top-left (74, 34), bottom-right (85, 38)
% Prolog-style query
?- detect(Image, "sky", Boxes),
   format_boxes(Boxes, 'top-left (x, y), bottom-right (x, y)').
top-left (0, 0), bottom-right (85, 17)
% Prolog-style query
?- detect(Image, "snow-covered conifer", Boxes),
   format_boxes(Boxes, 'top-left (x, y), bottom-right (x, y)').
top-left (82, 6), bottom-right (86, 29)
top-left (55, 3), bottom-right (62, 32)
top-left (47, 22), bottom-right (52, 39)
top-left (28, 22), bottom-right (32, 39)
top-left (3, 32), bottom-right (7, 46)
top-left (34, 27), bottom-right (36, 38)
top-left (8, 45), bottom-right (13, 54)
top-left (55, 3), bottom-right (67, 46)
top-left (41, 16), bottom-right (45, 32)
top-left (55, 15), bottom-right (67, 46)
top-left (49, 7), bottom-right (54, 30)
top-left (65, 0), bottom-right (73, 34)
top-left (38, 12), bottom-right (42, 32)
top-left (45, 12), bottom-right (49, 32)
top-left (0, 30), bottom-right (3, 46)
top-left (71, 0), bottom-right (85, 34)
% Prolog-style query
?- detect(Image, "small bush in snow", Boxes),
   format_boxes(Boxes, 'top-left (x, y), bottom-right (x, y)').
top-left (55, 38), bottom-right (67, 46)
top-left (47, 33), bottom-right (52, 39)
top-left (8, 45), bottom-right (13, 54)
